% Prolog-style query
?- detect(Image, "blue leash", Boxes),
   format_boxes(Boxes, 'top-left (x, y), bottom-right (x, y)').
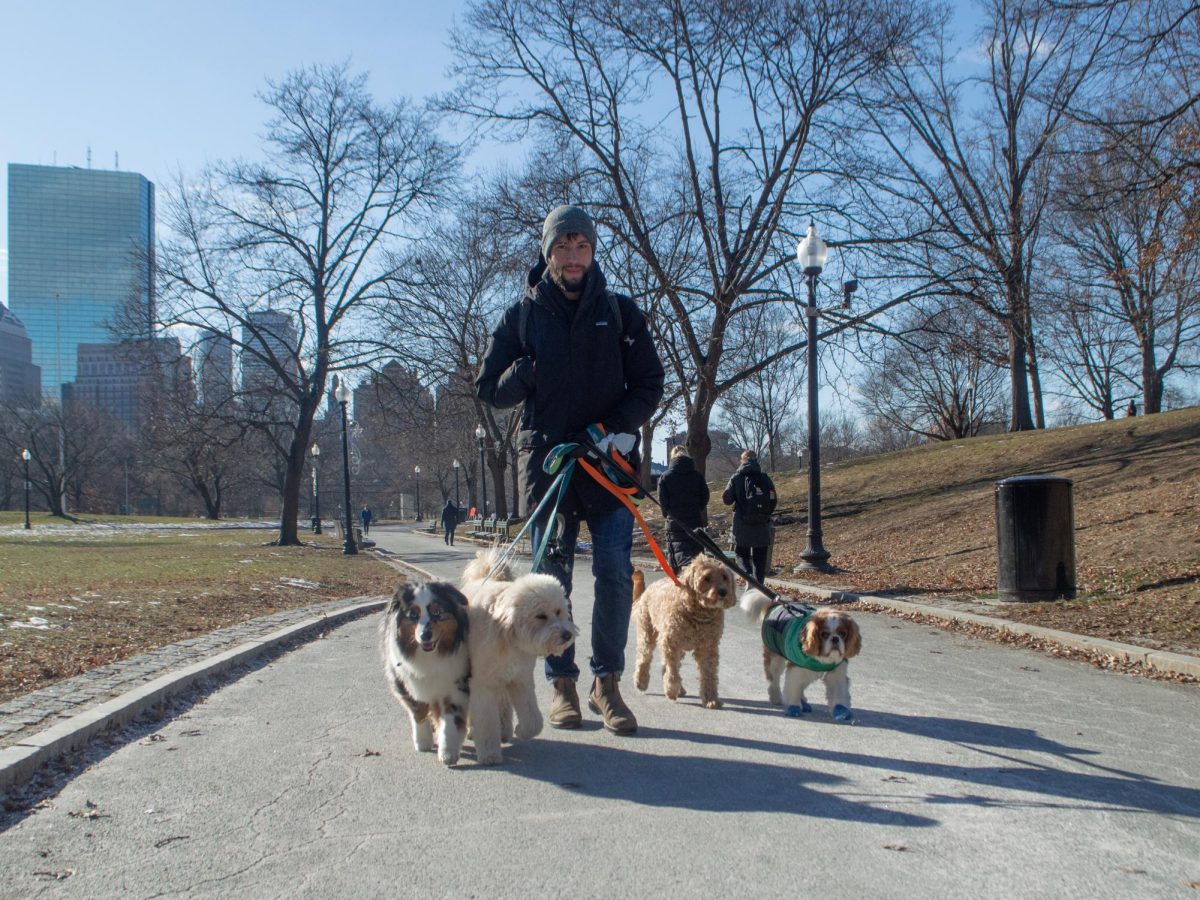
top-left (484, 458), bottom-right (575, 580)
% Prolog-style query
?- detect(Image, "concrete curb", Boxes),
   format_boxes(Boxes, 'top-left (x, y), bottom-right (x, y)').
top-left (0, 597), bottom-right (386, 792)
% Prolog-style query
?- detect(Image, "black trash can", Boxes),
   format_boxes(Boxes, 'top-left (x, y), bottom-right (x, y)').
top-left (994, 475), bottom-right (1076, 602)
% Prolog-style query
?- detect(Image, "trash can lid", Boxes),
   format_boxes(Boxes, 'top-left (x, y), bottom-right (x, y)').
top-left (994, 474), bottom-right (1073, 487)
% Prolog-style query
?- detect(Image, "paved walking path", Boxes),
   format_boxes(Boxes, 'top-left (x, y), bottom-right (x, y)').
top-left (1, 524), bottom-right (1197, 898)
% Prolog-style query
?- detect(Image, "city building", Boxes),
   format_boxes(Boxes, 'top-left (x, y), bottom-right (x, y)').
top-left (7, 163), bottom-right (155, 402)
top-left (0, 302), bottom-right (42, 406)
top-left (66, 337), bottom-right (192, 428)
top-left (240, 310), bottom-right (298, 399)
top-left (237, 311), bottom-right (300, 432)
top-left (196, 331), bottom-right (234, 407)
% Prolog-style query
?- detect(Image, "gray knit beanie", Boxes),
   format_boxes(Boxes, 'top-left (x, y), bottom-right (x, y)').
top-left (541, 205), bottom-right (598, 261)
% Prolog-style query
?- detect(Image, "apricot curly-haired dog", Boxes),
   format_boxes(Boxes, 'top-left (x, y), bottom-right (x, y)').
top-left (632, 556), bottom-right (738, 708)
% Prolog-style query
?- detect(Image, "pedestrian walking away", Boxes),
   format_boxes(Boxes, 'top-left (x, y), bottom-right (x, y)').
top-left (440, 498), bottom-right (458, 545)
top-left (658, 445), bottom-right (710, 571)
top-left (722, 449), bottom-right (777, 586)
top-left (360, 505), bottom-right (373, 535)
top-left (476, 203), bottom-right (665, 735)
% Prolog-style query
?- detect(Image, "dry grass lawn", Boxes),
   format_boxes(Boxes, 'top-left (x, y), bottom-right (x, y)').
top-left (701, 407), bottom-right (1199, 656)
top-left (0, 524), bottom-right (397, 703)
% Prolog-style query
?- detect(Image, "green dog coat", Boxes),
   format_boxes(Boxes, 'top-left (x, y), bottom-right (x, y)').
top-left (761, 601), bottom-right (840, 672)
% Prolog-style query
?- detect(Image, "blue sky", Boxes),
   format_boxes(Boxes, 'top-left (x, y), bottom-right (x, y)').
top-left (1, 0), bottom-right (476, 306)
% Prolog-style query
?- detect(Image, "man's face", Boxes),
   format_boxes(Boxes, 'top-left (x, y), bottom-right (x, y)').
top-left (547, 233), bottom-right (594, 293)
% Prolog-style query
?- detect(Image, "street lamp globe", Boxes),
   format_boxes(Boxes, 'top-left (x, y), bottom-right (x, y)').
top-left (334, 381), bottom-right (351, 404)
top-left (20, 448), bottom-right (30, 462)
top-left (475, 424), bottom-right (486, 441)
top-left (797, 222), bottom-right (828, 276)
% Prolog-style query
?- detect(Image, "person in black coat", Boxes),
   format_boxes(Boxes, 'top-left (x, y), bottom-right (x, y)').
top-left (658, 446), bottom-right (710, 571)
top-left (475, 204), bottom-right (665, 736)
top-left (440, 499), bottom-right (458, 545)
top-left (722, 450), bottom-right (778, 585)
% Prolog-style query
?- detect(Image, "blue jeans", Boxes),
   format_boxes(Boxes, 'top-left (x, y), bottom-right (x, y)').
top-left (531, 505), bottom-right (634, 680)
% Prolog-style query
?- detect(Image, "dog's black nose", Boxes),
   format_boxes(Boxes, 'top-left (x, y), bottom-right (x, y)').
top-left (718, 588), bottom-right (727, 597)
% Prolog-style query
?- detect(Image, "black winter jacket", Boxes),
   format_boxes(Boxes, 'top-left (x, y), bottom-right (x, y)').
top-left (658, 455), bottom-right (709, 537)
top-left (475, 257), bottom-right (665, 518)
top-left (722, 460), bottom-right (778, 547)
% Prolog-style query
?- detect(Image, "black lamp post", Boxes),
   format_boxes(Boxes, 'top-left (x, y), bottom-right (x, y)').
top-left (335, 382), bottom-right (357, 555)
top-left (797, 223), bottom-right (831, 571)
top-left (453, 458), bottom-right (461, 509)
top-left (21, 448), bottom-right (31, 530)
top-left (476, 424), bottom-right (488, 518)
top-left (310, 442), bottom-right (322, 534)
top-left (414, 465), bottom-right (422, 521)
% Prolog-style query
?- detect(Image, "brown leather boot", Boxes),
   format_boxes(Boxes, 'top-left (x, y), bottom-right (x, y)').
top-left (588, 673), bottom-right (638, 735)
top-left (548, 677), bottom-right (582, 729)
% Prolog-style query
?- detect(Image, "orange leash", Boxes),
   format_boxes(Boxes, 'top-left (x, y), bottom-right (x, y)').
top-left (577, 457), bottom-right (682, 588)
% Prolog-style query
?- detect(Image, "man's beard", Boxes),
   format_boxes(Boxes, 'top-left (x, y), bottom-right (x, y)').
top-left (551, 266), bottom-right (587, 294)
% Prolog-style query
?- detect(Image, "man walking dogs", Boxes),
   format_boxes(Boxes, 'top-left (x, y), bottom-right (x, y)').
top-left (476, 205), bottom-right (665, 735)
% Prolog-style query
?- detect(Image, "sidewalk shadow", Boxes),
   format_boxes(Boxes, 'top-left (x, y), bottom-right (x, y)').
top-left (487, 735), bottom-right (937, 828)
top-left (660, 706), bottom-right (1200, 820)
top-left (489, 708), bottom-right (1200, 821)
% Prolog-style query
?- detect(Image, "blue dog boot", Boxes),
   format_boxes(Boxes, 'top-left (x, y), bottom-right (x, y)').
top-left (785, 701), bottom-right (813, 717)
top-left (831, 704), bottom-right (854, 723)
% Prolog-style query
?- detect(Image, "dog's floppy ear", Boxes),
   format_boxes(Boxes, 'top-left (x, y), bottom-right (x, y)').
top-left (843, 617), bottom-right (862, 658)
top-left (387, 582), bottom-right (414, 615)
top-left (801, 613), bottom-right (823, 659)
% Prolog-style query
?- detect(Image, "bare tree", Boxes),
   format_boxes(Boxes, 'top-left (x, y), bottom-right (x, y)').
top-left (717, 303), bottom-right (805, 470)
top-left (855, 0), bottom-right (1131, 431)
top-left (157, 64), bottom-right (457, 544)
top-left (375, 186), bottom-right (528, 516)
top-left (0, 401), bottom-right (115, 517)
top-left (1040, 283), bottom-right (1134, 419)
top-left (1050, 119), bottom-right (1200, 413)
top-left (446, 0), bottom-right (936, 472)
top-left (857, 305), bottom-right (1009, 440)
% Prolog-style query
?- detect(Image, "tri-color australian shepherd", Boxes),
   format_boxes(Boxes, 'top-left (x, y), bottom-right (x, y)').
top-left (379, 580), bottom-right (472, 766)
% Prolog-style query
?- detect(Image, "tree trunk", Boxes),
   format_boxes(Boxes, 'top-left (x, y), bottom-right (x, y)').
top-left (1007, 318), bottom-right (1036, 432)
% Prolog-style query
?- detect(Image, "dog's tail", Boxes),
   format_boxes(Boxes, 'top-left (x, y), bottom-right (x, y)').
top-left (739, 588), bottom-right (775, 623)
top-left (631, 569), bottom-right (646, 604)
top-left (460, 548), bottom-right (514, 586)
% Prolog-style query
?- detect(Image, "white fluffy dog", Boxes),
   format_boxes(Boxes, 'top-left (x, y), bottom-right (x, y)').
top-left (460, 553), bottom-right (578, 765)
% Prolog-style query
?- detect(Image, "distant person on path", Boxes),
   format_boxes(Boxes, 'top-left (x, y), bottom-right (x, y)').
top-left (476, 203), bottom-right (664, 736)
top-left (658, 445), bottom-right (710, 571)
top-left (360, 505), bottom-right (373, 535)
top-left (441, 499), bottom-right (458, 545)
top-left (1127, 400), bottom-right (1137, 417)
top-left (723, 449), bottom-right (777, 586)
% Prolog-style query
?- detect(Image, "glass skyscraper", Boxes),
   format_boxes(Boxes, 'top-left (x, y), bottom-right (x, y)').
top-left (7, 163), bottom-right (155, 401)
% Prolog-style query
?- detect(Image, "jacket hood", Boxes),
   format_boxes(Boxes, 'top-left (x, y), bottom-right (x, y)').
top-left (525, 253), bottom-right (548, 293)
top-left (666, 455), bottom-right (696, 474)
top-left (735, 459), bottom-right (762, 476)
